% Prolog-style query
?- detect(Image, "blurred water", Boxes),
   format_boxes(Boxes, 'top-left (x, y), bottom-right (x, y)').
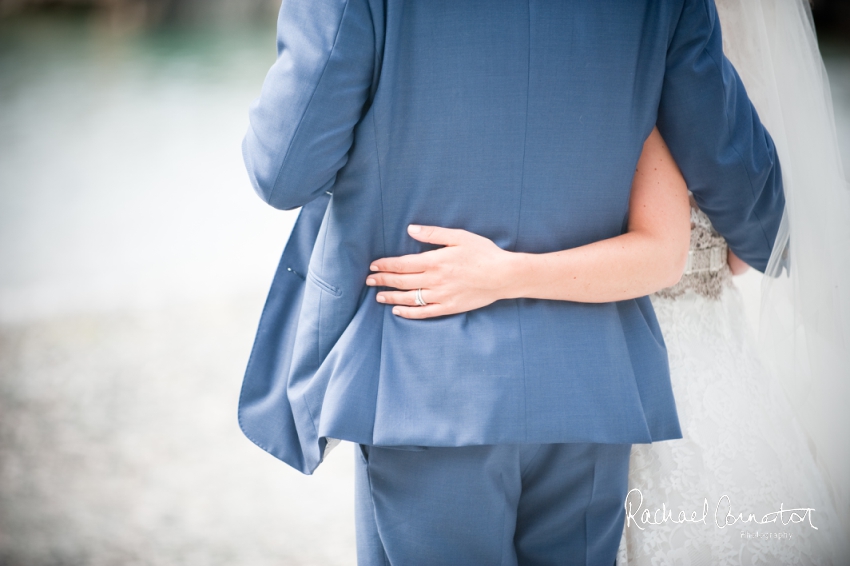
top-left (0, 13), bottom-right (848, 566)
top-left (0, 16), bottom-right (297, 322)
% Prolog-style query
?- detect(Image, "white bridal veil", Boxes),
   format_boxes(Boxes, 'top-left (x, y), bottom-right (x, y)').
top-left (716, 0), bottom-right (850, 543)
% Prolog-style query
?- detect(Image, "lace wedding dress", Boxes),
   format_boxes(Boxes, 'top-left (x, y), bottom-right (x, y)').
top-left (616, 204), bottom-right (841, 565)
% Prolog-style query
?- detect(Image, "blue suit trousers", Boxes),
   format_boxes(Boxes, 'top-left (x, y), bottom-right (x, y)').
top-left (354, 443), bottom-right (631, 565)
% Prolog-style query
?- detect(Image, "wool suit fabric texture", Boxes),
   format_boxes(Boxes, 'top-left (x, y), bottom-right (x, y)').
top-left (238, 0), bottom-right (785, 475)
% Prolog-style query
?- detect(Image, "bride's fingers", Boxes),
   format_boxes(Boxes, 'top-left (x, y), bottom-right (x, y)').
top-left (370, 252), bottom-right (431, 274)
top-left (366, 271), bottom-right (429, 290)
top-left (376, 290), bottom-right (437, 306)
top-left (391, 304), bottom-right (447, 320)
top-left (407, 225), bottom-right (471, 247)
top-left (371, 247), bottom-right (453, 274)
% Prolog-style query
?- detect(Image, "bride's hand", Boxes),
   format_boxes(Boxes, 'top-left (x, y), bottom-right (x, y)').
top-left (366, 224), bottom-right (516, 319)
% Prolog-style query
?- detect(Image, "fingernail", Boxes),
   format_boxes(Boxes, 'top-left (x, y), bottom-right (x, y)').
top-left (392, 307), bottom-right (400, 315)
top-left (370, 264), bottom-right (378, 271)
top-left (408, 224), bottom-right (421, 234)
top-left (366, 278), bottom-right (376, 286)
top-left (376, 294), bottom-right (386, 303)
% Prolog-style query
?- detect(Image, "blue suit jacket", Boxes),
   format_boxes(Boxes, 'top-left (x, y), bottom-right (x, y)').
top-left (239, 0), bottom-right (784, 474)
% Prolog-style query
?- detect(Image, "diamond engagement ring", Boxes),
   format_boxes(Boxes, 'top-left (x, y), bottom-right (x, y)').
top-left (415, 288), bottom-right (427, 307)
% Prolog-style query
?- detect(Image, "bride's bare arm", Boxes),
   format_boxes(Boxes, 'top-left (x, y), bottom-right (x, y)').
top-left (367, 127), bottom-right (691, 319)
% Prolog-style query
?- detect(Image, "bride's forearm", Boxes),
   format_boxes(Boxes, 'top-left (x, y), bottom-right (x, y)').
top-left (503, 230), bottom-right (687, 303)
top-left (502, 127), bottom-right (691, 303)
top-left (368, 127), bottom-right (690, 319)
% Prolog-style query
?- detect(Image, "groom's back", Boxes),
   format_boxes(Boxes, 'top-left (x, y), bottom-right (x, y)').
top-left (278, 0), bottom-right (679, 454)
top-left (373, 0), bottom-right (671, 257)
top-left (241, 0), bottom-right (783, 472)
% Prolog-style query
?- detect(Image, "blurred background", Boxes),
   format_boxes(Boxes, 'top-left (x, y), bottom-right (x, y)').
top-left (0, 1), bottom-right (848, 565)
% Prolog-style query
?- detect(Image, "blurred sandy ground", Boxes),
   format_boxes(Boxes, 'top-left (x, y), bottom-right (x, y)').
top-left (0, 13), bottom-right (848, 566)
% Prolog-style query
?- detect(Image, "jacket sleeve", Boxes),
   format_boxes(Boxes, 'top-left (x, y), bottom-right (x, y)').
top-left (657, 0), bottom-right (785, 272)
top-left (242, 0), bottom-right (376, 210)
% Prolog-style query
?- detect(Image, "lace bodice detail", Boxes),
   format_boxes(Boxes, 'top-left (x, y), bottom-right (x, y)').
top-left (654, 201), bottom-right (732, 300)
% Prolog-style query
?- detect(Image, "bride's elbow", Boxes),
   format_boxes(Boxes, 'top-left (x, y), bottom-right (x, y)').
top-left (661, 240), bottom-right (690, 289)
top-left (660, 206), bottom-right (692, 288)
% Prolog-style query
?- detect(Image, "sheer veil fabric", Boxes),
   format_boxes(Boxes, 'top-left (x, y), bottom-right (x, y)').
top-left (715, 0), bottom-right (850, 546)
